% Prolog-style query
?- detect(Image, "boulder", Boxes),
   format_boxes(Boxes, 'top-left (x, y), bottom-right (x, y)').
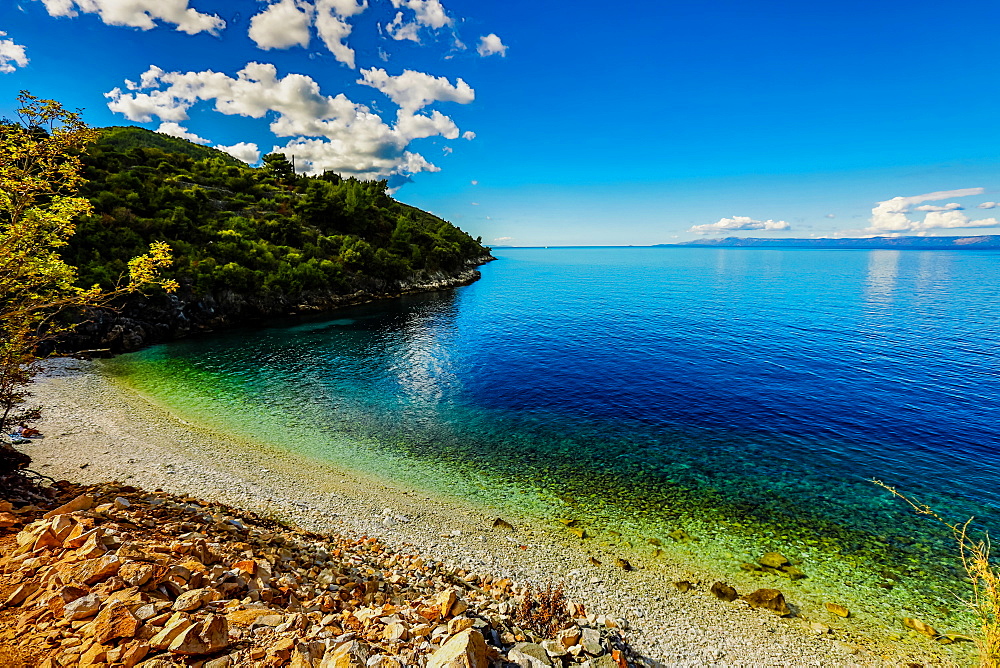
top-left (92, 601), bottom-right (141, 644)
top-left (171, 587), bottom-right (219, 612)
top-left (742, 589), bottom-right (790, 615)
top-left (710, 581), bottom-right (738, 602)
top-left (58, 554), bottom-right (121, 586)
top-left (426, 628), bottom-right (488, 668)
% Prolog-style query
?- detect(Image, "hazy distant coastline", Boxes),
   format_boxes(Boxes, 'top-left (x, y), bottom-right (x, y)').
top-left (659, 235), bottom-right (1000, 250)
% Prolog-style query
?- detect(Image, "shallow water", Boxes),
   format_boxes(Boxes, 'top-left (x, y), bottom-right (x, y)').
top-left (105, 247), bottom-right (1000, 635)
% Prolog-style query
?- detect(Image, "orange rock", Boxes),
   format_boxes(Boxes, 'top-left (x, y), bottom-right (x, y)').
top-left (32, 528), bottom-right (61, 551)
top-left (447, 618), bottom-right (475, 635)
top-left (119, 641), bottom-right (150, 668)
top-left (426, 628), bottom-right (488, 668)
top-left (436, 590), bottom-right (458, 618)
top-left (93, 601), bottom-right (141, 644)
top-left (79, 641), bottom-right (108, 666)
top-left (43, 494), bottom-right (94, 519)
top-left (148, 616), bottom-right (193, 650)
top-left (57, 554), bottom-right (121, 586)
top-left (232, 559), bottom-right (257, 575)
top-left (742, 589), bottom-right (791, 616)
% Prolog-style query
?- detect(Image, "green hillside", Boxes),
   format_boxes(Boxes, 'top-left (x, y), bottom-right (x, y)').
top-left (66, 127), bottom-right (491, 300)
top-left (96, 126), bottom-right (244, 167)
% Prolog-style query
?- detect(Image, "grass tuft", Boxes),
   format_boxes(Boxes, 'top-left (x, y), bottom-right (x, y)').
top-left (873, 479), bottom-right (999, 666)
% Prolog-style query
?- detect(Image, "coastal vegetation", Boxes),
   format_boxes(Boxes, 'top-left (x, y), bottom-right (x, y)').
top-left (0, 92), bottom-right (175, 443)
top-left (875, 480), bottom-right (999, 667)
top-left (66, 126), bottom-right (490, 302)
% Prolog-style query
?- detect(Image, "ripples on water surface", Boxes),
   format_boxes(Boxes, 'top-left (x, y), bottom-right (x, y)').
top-left (107, 247), bottom-right (1000, 626)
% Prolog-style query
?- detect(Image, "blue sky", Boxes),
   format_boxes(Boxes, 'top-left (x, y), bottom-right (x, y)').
top-left (3, 0), bottom-right (1000, 245)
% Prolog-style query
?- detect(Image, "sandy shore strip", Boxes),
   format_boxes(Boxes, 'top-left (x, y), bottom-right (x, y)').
top-left (19, 357), bottom-right (966, 666)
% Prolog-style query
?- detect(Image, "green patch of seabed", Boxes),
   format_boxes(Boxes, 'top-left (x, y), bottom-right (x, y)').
top-left (103, 357), bottom-right (980, 663)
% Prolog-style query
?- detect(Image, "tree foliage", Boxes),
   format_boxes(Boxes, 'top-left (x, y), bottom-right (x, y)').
top-left (64, 126), bottom-right (490, 299)
top-left (0, 92), bottom-right (176, 435)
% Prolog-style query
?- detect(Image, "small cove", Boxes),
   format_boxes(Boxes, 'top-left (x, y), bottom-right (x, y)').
top-left (102, 247), bottom-right (1000, 654)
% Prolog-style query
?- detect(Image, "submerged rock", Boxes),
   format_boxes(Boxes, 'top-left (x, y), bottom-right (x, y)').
top-left (902, 617), bottom-right (939, 638)
top-left (825, 602), bottom-right (850, 618)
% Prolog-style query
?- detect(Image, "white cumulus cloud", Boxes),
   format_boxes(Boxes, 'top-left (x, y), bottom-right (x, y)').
top-left (107, 62), bottom-right (470, 182)
top-left (390, 0), bottom-right (451, 28)
top-left (36, 0), bottom-right (225, 34)
top-left (690, 216), bottom-right (790, 235)
top-left (248, 0), bottom-right (313, 50)
top-left (357, 67), bottom-right (474, 112)
top-left (385, 0), bottom-right (453, 42)
top-left (477, 33), bottom-right (506, 57)
top-left (385, 11), bottom-right (419, 42)
top-left (978, 201), bottom-right (998, 209)
top-left (156, 121), bottom-right (209, 144)
top-left (314, 0), bottom-right (367, 69)
top-left (216, 142), bottom-right (261, 164)
top-left (0, 32), bottom-right (28, 73)
top-left (247, 0), bottom-right (367, 67)
top-left (866, 187), bottom-right (1000, 234)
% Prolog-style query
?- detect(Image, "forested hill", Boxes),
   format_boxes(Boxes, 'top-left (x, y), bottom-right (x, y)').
top-left (62, 126), bottom-right (493, 351)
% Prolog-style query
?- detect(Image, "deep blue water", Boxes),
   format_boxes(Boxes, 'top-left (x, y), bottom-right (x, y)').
top-left (108, 247), bottom-right (1000, 562)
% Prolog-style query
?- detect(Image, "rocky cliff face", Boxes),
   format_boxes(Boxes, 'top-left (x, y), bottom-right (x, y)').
top-left (61, 256), bottom-right (494, 353)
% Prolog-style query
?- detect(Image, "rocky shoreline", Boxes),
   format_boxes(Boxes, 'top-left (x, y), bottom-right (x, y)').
top-left (0, 481), bottom-right (632, 667)
top-left (61, 256), bottom-right (495, 353)
top-left (9, 358), bottom-right (970, 666)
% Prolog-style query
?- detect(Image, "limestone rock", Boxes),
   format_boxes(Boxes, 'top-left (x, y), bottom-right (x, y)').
top-left (557, 627), bottom-right (581, 648)
top-left (171, 587), bottom-right (219, 612)
top-left (809, 621), bottom-right (831, 634)
top-left (58, 554), bottom-right (121, 586)
top-left (541, 639), bottom-right (568, 657)
top-left (120, 561), bottom-right (159, 588)
top-left (742, 588), bottom-right (791, 616)
top-left (426, 628), bottom-right (488, 668)
top-left (320, 639), bottom-right (370, 668)
top-left (120, 642), bottom-right (150, 668)
top-left (43, 494), bottom-right (94, 519)
top-left (447, 617), bottom-right (475, 635)
top-left (436, 589), bottom-right (458, 617)
top-left (148, 616), bottom-right (193, 650)
top-left (93, 601), bottom-right (141, 644)
top-left (580, 628), bottom-right (602, 655)
top-left (512, 642), bottom-right (551, 666)
top-left (64, 593), bottom-right (102, 620)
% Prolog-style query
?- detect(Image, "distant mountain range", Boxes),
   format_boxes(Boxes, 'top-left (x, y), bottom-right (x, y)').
top-left (659, 235), bottom-right (1000, 250)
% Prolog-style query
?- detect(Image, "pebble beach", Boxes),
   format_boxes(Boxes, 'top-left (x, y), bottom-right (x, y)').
top-left (14, 357), bottom-right (972, 667)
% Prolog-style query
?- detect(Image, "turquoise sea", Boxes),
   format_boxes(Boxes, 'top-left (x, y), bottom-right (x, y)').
top-left (105, 247), bottom-right (1000, 637)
